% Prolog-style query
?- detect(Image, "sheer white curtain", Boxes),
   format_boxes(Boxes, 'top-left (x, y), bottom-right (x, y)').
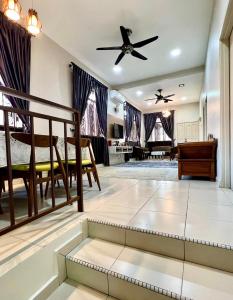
top-left (81, 90), bottom-right (101, 136)
top-left (148, 118), bottom-right (171, 142)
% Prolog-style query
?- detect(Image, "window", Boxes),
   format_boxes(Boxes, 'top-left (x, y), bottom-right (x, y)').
top-left (129, 116), bottom-right (138, 142)
top-left (0, 76), bottom-right (23, 130)
top-left (148, 118), bottom-right (170, 141)
top-left (81, 91), bottom-right (101, 136)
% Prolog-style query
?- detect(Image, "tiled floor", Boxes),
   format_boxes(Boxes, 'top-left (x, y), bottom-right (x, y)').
top-left (67, 237), bottom-right (233, 299)
top-left (48, 279), bottom-right (116, 300)
top-left (0, 165), bottom-right (233, 298)
top-left (1, 170), bottom-right (233, 259)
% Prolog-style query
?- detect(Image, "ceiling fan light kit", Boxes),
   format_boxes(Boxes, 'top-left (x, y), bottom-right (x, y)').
top-left (97, 25), bottom-right (159, 65)
top-left (144, 89), bottom-right (175, 105)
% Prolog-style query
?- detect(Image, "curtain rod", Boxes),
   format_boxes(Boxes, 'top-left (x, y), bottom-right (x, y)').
top-left (69, 61), bottom-right (108, 89)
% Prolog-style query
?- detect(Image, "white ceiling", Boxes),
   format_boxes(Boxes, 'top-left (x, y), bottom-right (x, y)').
top-left (121, 71), bottom-right (204, 111)
top-left (20, 0), bottom-right (214, 86)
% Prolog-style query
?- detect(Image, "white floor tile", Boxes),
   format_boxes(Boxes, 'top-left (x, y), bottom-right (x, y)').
top-left (129, 211), bottom-right (185, 236)
top-left (111, 247), bottom-right (183, 294)
top-left (185, 218), bottom-right (233, 245)
top-left (48, 280), bottom-right (107, 300)
top-left (187, 202), bottom-right (233, 223)
top-left (189, 189), bottom-right (233, 206)
top-left (182, 262), bottom-right (233, 300)
top-left (69, 238), bottom-right (124, 269)
top-left (142, 198), bottom-right (187, 216)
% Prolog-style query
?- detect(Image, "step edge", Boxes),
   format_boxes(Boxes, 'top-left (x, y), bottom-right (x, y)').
top-left (87, 218), bottom-right (233, 251)
top-left (66, 255), bottom-right (192, 300)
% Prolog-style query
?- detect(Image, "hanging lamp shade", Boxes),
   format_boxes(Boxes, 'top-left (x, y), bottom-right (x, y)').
top-left (162, 110), bottom-right (171, 118)
top-left (27, 9), bottom-right (41, 35)
top-left (4, 0), bottom-right (21, 21)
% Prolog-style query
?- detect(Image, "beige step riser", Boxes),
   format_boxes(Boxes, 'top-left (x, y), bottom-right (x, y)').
top-left (87, 219), bottom-right (233, 273)
top-left (66, 257), bottom-right (189, 300)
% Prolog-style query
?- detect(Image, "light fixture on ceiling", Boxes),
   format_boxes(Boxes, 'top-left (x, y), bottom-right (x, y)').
top-left (162, 110), bottom-right (171, 118)
top-left (4, 0), bottom-right (21, 21)
top-left (27, 8), bottom-right (42, 36)
top-left (113, 65), bottom-right (122, 74)
top-left (170, 48), bottom-right (181, 57)
top-left (179, 83), bottom-right (185, 87)
top-left (181, 96), bottom-right (187, 101)
top-left (136, 90), bottom-right (143, 96)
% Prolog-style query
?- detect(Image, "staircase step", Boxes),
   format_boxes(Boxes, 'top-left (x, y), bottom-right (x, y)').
top-left (87, 218), bottom-right (233, 273)
top-left (66, 238), bottom-right (189, 300)
top-left (66, 237), bottom-right (233, 300)
top-left (47, 279), bottom-right (116, 300)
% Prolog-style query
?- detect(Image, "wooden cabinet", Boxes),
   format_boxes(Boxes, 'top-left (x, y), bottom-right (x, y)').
top-left (178, 141), bottom-right (217, 181)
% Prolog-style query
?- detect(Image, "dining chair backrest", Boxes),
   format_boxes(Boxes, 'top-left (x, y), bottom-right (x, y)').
top-left (66, 137), bottom-right (95, 162)
top-left (66, 137), bottom-right (90, 148)
top-left (11, 133), bottom-right (58, 148)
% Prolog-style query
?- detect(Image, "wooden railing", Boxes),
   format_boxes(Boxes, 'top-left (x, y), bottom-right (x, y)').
top-left (0, 86), bottom-right (83, 236)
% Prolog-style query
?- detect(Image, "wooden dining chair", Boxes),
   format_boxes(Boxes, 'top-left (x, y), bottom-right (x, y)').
top-left (66, 137), bottom-right (101, 191)
top-left (11, 133), bottom-right (70, 217)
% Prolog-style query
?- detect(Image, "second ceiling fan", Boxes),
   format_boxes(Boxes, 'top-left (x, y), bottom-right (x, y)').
top-left (96, 26), bottom-right (159, 65)
top-left (144, 89), bottom-right (175, 104)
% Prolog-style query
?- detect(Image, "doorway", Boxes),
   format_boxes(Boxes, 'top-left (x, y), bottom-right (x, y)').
top-left (203, 97), bottom-right (208, 140)
top-left (230, 29), bottom-right (233, 188)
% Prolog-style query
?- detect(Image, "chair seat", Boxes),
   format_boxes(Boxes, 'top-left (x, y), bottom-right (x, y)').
top-left (63, 159), bottom-right (92, 166)
top-left (12, 162), bottom-right (59, 172)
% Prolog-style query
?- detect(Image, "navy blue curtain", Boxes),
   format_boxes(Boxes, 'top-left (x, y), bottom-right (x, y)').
top-left (0, 12), bottom-right (31, 131)
top-left (72, 63), bottom-right (109, 166)
top-left (144, 113), bottom-right (159, 142)
top-left (125, 102), bottom-right (142, 144)
top-left (159, 110), bottom-right (175, 146)
top-left (135, 109), bottom-right (141, 145)
top-left (72, 63), bottom-right (93, 119)
top-left (95, 84), bottom-right (109, 166)
top-left (125, 102), bottom-right (134, 142)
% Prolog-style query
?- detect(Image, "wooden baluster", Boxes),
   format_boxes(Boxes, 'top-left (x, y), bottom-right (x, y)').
top-left (74, 112), bottom-right (83, 212)
top-left (49, 119), bottom-right (55, 207)
top-left (4, 110), bottom-right (15, 225)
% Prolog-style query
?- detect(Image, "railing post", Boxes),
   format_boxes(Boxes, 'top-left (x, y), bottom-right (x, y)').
top-left (4, 111), bottom-right (15, 225)
top-left (64, 122), bottom-right (69, 202)
top-left (30, 116), bottom-right (38, 215)
top-left (74, 112), bottom-right (83, 212)
top-left (49, 119), bottom-right (55, 207)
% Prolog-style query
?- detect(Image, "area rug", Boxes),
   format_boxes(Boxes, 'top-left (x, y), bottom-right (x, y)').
top-left (98, 163), bottom-right (178, 181)
top-left (115, 160), bottom-right (178, 169)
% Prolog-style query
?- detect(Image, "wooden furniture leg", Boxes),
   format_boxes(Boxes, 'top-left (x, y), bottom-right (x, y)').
top-left (0, 179), bottom-right (3, 214)
top-left (38, 172), bottom-right (43, 198)
top-left (87, 171), bottom-right (92, 187)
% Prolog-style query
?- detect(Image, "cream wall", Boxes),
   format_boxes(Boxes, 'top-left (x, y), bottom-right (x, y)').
top-left (201, 0), bottom-right (229, 181)
top-left (143, 102), bottom-right (200, 144)
top-left (30, 33), bottom-right (110, 135)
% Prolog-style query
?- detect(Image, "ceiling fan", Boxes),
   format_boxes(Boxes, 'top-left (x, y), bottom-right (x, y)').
top-left (96, 26), bottom-right (159, 65)
top-left (144, 89), bottom-right (175, 104)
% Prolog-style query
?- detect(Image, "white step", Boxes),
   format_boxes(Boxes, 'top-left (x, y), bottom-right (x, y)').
top-left (66, 237), bottom-right (233, 300)
top-left (47, 279), bottom-right (116, 300)
top-left (87, 218), bottom-right (233, 273)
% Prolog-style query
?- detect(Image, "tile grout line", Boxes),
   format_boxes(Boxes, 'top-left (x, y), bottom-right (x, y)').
top-left (181, 182), bottom-right (191, 296)
top-left (107, 239), bottom-right (126, 297)
top-left (125, 184), bottom-right (162, 226)
top-left (66, 255), bottom-right (192, 300)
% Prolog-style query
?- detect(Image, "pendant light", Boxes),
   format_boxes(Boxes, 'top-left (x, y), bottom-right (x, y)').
top-left (27, 0), bottom-right (41, 36)
top-left (4, 0), bottom-right (22, 21)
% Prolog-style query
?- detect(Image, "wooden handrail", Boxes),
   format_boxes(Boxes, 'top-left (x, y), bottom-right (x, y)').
top-left (0, 85), bottom-right (78, 113)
